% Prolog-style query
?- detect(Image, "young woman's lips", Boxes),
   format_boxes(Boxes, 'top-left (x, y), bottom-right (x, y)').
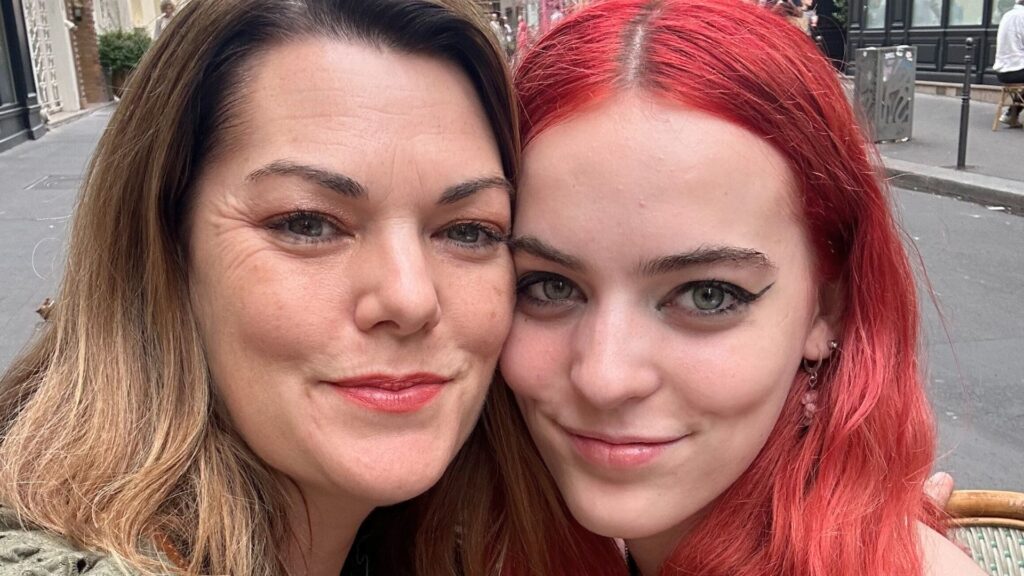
top-left (327, 373), bottom-right (450, 413)
top-left (562, 426), bottom-right (687, 469)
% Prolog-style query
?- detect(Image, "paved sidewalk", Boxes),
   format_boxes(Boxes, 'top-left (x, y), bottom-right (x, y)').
top-left (875, 93), bottom-right (1024, 212)
top-left (0, 109), bottom-right (112, 368)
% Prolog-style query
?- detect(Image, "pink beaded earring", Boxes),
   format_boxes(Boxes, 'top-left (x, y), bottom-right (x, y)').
top-left (801, 339), bottom-right (838, 427)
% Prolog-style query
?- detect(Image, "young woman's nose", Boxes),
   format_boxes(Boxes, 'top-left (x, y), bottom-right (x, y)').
top-left (568, 303), bottom-right (660, 409)
top-left (353, 232), bottom-right (442, 336)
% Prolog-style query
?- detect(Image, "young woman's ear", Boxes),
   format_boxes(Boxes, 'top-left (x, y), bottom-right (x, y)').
top-left (803, 282), bottom-right (842, 360)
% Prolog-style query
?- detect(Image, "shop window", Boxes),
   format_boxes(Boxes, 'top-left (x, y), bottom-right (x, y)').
top-left (992, 0), bottom-right (1015, 24)
top-left (911, 0), bottom-right (942, 25)
top-left (949, 0), bottom-right (984, 24)
top-left (865, 0), bottom-right (887, 27)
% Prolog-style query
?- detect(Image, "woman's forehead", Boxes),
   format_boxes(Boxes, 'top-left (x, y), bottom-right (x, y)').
top-left (517, 95), bottom-right (798, 226)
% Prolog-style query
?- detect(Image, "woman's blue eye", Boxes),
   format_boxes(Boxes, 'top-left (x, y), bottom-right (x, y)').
top-left (442, 222), bottom-right (504, 248)
top-left (692, 285), bottom-right (728, 311)
top-left (536, 278), bottom-right (574, 301)
top-left (447, 223), bottom-right (482, 243)
top-left (287, 215), bottom-right (324, 237)
top-left (664, 280), bottom-right (771, 316)
top-left (516, 273), bottom-right (582, 306)
top-left (269, 211), bottom-right (340, 244)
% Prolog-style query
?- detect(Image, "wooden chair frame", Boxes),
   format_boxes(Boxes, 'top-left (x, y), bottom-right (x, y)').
top-left (947, 490), bottom-right (1024, 526)
top-left (993, 85), bottom-right (1024, 131)
top-left (946, 490), bottom-right (1024, 575)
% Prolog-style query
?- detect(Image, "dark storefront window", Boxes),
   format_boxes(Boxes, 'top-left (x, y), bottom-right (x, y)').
top-left (991, 0), bottom-right (1015, 23)
top-left (948, 0), bottom-right (984, 24)
top-left (912, 0), bottom-right (942, 25)
top-left (865, 0), bottom-right (888, 27)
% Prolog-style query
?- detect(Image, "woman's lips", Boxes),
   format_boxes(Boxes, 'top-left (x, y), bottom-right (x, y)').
top-left (562, 426), bottom-right (687, 469)
top-left (327, 373), bottom-right (450, 413)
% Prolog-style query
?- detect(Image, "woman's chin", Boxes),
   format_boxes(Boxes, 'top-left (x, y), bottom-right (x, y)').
top-left (304, 438), bottom-right (458, 506)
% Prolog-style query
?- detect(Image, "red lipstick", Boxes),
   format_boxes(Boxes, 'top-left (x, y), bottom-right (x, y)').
top-left (328, 373), bottom-right (449, 413)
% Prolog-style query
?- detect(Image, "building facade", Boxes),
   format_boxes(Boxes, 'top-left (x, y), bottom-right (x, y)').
top-left (1, 0), bottom-right (46, 152)
top-left (845, 0), bottom-right (1008, 83)
top-left (20, 0), bottom-right (83, 118)
top-left (476, 0), bottom-right (593, 35)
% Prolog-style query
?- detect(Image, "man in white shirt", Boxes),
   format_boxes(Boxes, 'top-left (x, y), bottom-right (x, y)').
top-left (994, 0), bottom-right (1024, 127)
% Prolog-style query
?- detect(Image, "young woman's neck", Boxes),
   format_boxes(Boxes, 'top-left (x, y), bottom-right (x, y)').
top-left (626, 531), bottom-right (678, 576)
top-left (281, 483), bottom-right (373, 576)
top-left (625, 512), bottom-right (705, 576)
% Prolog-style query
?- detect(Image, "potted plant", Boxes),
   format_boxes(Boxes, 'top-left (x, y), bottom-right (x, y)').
top-left (98, 28), bottom-right (152, 98)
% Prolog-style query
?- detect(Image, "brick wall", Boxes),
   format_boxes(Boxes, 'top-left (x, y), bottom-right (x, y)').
top-left (67, 0), bottom-right (110, 105)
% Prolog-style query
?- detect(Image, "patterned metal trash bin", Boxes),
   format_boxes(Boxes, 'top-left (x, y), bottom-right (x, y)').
top-left (854, 46), bottom-right (916, 143)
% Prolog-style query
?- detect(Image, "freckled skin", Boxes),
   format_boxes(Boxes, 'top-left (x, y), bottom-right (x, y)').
top-left (500, 93), bottom-right (836, 574)
top-left (188, 40), bottom-right (513, 518)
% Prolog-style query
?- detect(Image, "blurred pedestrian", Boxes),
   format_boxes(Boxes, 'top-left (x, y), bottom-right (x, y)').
top-left (766, 0), bottom-right (810, 33)
top-left (488, 12), bottom-right (508, 54)
top-left (502, 15), bottom-right (515, 59)
top-left (153, 0), bottom-right (175, 40)
top-left (994, 0), bottom-right (1024, 127)
top-left (517, 15), bottom-right (529, 56)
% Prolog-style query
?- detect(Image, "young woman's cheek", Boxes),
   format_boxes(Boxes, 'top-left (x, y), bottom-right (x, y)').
top-left (500, 314), bottom-right (569, 402)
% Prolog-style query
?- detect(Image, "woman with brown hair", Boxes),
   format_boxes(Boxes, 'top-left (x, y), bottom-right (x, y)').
top-left (0, 1), bottom-right (572, 574)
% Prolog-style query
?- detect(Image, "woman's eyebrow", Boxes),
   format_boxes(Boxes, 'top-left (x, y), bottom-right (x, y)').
top-left (438, 176), bottom-right (515, 205)
top-left (246, 160), bottom-right (367, 198)
top-left (507, 235), bottom-right (584, 271)
top-left (639, 246), bottom-right (777, 276)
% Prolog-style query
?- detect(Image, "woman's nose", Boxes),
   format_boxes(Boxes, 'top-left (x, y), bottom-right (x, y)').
top-left (353, 233), bottom-right (442, 337)
top-left (568, 304), bottom-right (660, 409)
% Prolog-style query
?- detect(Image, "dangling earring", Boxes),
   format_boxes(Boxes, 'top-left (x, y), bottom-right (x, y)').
top-left (801, 339), bottom-right (838, 427)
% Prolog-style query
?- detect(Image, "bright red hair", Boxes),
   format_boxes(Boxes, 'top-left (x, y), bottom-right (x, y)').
top-left (512, 1), bottom-right (942, 575)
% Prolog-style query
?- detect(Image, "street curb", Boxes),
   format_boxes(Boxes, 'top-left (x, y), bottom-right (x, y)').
top-left (882, 157), bottom-right (1024, 213)
top-left (45, 101), bottom-right (116, 130)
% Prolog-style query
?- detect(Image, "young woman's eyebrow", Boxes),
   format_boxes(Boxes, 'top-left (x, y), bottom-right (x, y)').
top-left (507, 235), bottom-right (585, 271)
top-left (638, 246), bottom-right (777, 276)
top-left (246, 160), bottom-right (367, 198)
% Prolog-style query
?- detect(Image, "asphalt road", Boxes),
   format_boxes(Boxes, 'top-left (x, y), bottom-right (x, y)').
top-left (0, 112), bottom-right (1021, 490)
top-left (900, 189), bottom-right (1024, 490)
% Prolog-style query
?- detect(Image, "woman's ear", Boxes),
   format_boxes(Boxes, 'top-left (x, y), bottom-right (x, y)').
top-left (803, 281), bottom-right (842, 360)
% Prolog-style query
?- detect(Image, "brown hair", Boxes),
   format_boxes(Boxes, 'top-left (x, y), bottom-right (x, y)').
top-left (0, 0), bottom-right (522, 574)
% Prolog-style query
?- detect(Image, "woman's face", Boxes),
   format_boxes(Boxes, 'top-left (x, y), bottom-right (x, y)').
top-left (189, 40), bottom-right (513, 510)
top-left (500, 94), bottom-right (834, 555)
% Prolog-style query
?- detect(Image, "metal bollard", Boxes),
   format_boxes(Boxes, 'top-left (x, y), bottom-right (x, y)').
top-left (957, 37), bottom-right (974, 170)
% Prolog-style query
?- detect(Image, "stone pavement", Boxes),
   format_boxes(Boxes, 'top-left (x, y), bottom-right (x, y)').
top-left (876, 92), bottom-right (1024, 212)
top-left (0, 106), bottom-right (112, 368)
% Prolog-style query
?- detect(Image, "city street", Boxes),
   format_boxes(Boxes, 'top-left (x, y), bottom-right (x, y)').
top-left (0, 110), bottom-right (1021, 490)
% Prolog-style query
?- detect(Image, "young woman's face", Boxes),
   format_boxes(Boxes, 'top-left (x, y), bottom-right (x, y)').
top-left (500, 94), bottom-right (834, 558)
top-left (189, 40), bottom-right (513, 511)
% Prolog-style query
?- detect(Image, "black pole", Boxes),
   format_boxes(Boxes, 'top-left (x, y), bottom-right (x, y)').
top-left (956, 37), bottom-right (974, 170)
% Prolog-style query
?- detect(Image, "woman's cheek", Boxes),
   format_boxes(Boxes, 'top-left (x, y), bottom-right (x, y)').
top-left (500, 316), bottom-right (565, 399)
top-left (659, 335), bottom-right (797, 417)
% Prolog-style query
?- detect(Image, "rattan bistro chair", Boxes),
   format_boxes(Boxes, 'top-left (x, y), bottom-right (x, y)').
top-left (993, 85), bottom-right (1024, 131)
top-left (947, 490), bottom-right (1024, 575)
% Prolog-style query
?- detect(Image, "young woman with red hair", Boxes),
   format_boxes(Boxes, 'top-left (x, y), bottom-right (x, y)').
top-left (494, 0), bottom-right (985, 574)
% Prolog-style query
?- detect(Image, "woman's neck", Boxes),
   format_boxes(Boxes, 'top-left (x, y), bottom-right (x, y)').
top-left (625, 511), bottom-right (706, 576)
top-left (626, 530), bottom-right (679, 576)
top-left (282, 484), bottom-right (373, 576)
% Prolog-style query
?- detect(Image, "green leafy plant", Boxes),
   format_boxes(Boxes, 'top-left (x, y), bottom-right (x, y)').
top-left (98, 28), bottom-right (152, 74)
top-left (832, 0), bottom-right (848, 28)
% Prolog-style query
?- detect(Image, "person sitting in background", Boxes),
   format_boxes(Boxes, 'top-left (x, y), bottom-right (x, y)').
top-left (995, 0), bottom-right (1024, 128)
